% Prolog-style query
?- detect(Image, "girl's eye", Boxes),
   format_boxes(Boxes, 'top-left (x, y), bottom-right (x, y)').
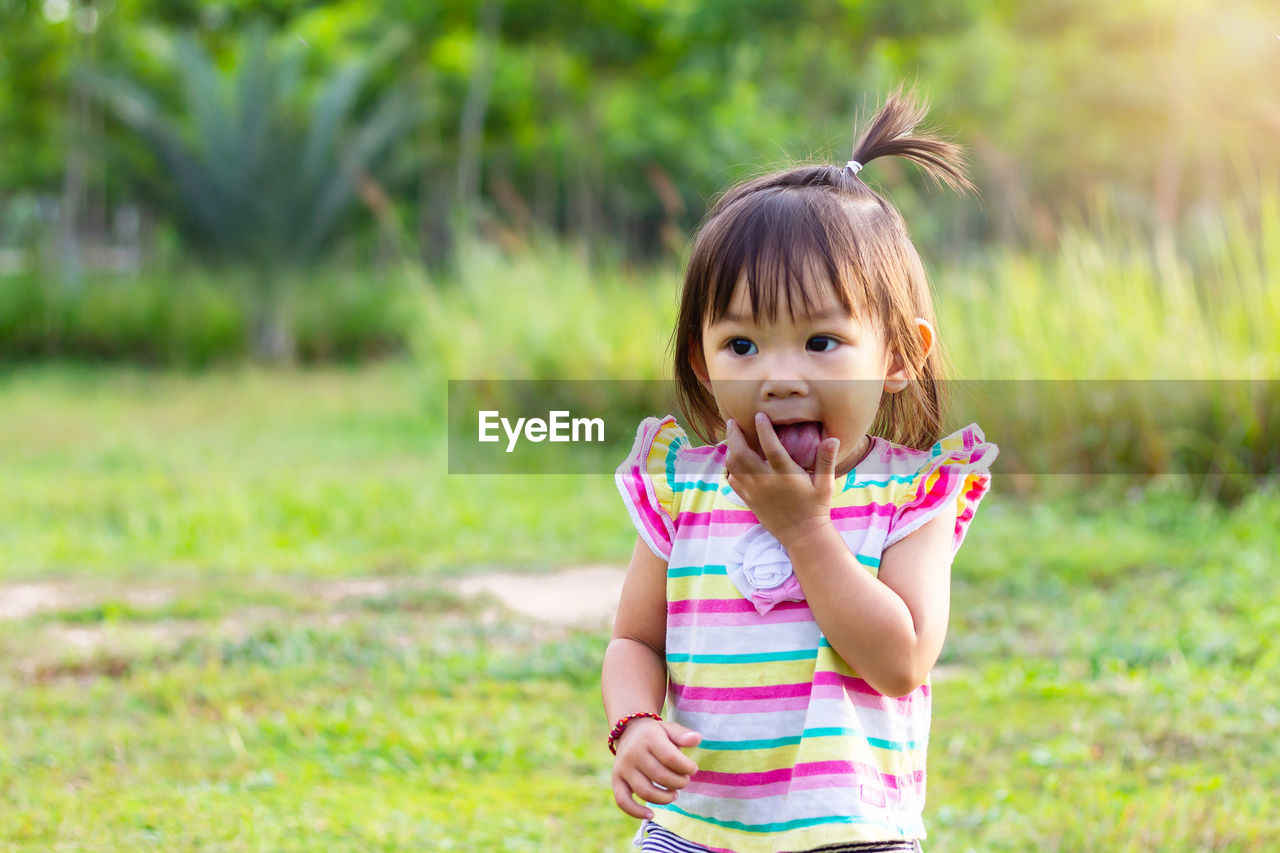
top-left (808, 336), bottom-right (839, 353)
top-left (727, 338), bottom-right (757, 356)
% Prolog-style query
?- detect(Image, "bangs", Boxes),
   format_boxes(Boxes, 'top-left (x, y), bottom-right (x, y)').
top-left (693, 189), bottom-right (871, 327)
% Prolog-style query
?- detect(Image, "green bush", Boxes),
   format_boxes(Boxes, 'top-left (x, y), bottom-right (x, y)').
top-left (292, 271), bottom-right (421, 362)
top-left (0, 269), bottom-right (418, 367)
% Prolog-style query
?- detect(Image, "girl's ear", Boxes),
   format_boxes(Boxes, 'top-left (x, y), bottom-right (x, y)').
top-left (883, 319), bottom-right (935, 394)
top-left (690, 338), bottom-right (713, 394)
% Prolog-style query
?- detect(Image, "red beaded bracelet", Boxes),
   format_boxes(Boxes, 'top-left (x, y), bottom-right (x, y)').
top-left (607, 711), bottom-right (663, 755)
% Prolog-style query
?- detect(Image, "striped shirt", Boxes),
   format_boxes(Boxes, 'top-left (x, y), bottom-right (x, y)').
top-left (615, 415), bottom-right (997, 853)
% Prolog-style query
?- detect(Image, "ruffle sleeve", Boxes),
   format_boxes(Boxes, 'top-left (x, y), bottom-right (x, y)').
top-left (884, 423), bottom-right (998, 557)
top-left (615, 415), bottom-right (688, 562)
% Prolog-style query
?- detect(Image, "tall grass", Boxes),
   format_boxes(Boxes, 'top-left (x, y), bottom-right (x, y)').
top-left (414, 185), bottom-right (1280, 500)
top-left (937, 182), bottom-right (1279, 498)
top-left (412, 238), bottom-right (681, 382)
top-left (413, 185), bottom-right (1278, 382)
top-left (943, 180), bottom-right (1280, 380)
top-left (3, 183), bottom-right (1275, 497)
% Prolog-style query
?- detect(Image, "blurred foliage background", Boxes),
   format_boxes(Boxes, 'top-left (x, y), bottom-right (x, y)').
top-left (2, 0), bottom-right (1277, 492)
top-left (3, 0), bottom-right (1278, 275)
top-left (3, 2), bottom-right (1280, 849)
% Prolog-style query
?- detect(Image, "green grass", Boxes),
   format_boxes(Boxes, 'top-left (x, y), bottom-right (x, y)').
top-left (0, 592), bottom-right (623, 850)
top-left (1, 365), bottom-right (1278, 849)
top-left (933, 484), bottom-right (1280, 850)
top-left (1, 484), bottom-right (1277, 849)
top-left (0, 362), bottom-right (634, 581)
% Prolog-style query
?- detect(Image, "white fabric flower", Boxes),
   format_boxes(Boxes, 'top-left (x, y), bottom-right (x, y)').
top-left (726, 524), bottom-right (806, 615)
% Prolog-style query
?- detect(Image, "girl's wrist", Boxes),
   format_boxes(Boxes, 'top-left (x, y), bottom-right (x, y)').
top-left (774, 515), bottom-right (833, 550)
top-left (607, 711), bottom-right (663, 754)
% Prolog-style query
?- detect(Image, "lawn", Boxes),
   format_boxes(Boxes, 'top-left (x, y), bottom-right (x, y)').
top-left (1, 363), bottom-right (1277, 851)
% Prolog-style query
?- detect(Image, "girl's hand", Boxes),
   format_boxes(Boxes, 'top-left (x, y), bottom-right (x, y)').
top-left (610, 717), bottom-right (702, 819)
top-left (725, 413), bottom-right (840, 548)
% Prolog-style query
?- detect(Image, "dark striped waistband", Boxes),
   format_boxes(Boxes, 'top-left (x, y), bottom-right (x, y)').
top-left (635, 820), bottom-right (922, 853)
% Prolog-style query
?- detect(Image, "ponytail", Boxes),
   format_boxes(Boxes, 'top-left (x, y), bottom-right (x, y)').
top-left (849, 83), bottom-right (977, 197)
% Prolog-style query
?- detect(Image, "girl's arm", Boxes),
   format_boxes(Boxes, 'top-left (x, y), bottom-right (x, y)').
top-left (777, 501), bottom-right (958, 698)
top-left (603, 535), bottom-right (669, 721)
top-left (602, 535), bottom-right (701, 819)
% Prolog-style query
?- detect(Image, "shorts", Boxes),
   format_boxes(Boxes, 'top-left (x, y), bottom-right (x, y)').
top-left (633, 820), bottom-right (924, 852)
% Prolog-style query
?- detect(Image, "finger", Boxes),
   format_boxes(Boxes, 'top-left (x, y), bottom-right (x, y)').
top-left (654, 741), bottom-right (699, 778)
top-left (753, 412), bottom-right (797, 471)
top-left (815, 437), bottom-right (839, 482)
top-left (724, 418), bottom-right (745, 465)
top-left (725, 418), bottom-right (764, 473)
top-left (726, 471), bottom-right (751, 507)
top-left (662, 720), bottom-right (702, 743)
top-left (628, 768), bottom-right (679, 805)
top-left (613, 777), bottom-right (654, 819)
top-left (637, 754), bottom-right (690, 791)
top-left (660, 722), bottom-right (701, 773)
top-left (669, 727), bottom-right (702, 749)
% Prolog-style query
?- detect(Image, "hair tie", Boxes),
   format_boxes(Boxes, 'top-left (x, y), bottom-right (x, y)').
top-left (845, 159), bottom-right (863, 176)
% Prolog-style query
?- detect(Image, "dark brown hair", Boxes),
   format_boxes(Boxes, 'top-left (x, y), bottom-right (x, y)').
top-left (670, 83), bottom-right (977, 450)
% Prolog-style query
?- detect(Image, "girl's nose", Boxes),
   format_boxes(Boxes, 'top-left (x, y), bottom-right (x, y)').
top-left (762, 377), bottom-right (806, 398)
top-left (760, 355), bottom-right (808, 398)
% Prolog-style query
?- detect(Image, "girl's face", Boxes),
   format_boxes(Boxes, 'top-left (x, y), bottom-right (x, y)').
top-left (691, 278), bottom-right (932, 479)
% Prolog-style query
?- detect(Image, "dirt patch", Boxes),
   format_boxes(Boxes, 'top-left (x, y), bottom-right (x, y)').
top-left (0, 582), bottom-right (90, 620)
top-left (307, 578), bottom-right (403, 603)
top-left (449, 566), bottom-right (626, 627)
top-left (0, 570), bottom-right (623, 628)
top-left (1, 569), bottom-right (625, 680)
top-left (0, 581), bottom-right (176, 620)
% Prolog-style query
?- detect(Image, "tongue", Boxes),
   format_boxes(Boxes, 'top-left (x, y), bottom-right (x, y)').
top-left (774, 422), bottom-right (822, 470)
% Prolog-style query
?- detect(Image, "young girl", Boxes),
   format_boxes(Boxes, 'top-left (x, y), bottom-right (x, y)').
top-left (602, 87), bottom-right (999, 853)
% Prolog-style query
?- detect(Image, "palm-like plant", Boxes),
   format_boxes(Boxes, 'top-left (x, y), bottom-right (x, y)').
top-left (88, 24), bottom-right (418, 358)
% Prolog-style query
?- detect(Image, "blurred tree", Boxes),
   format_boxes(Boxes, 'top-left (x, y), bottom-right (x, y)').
top-left (86, 21), bottom-right (419, 358)
top-left (917, 0), bottom-right (1280, 244)
top-left (4, 0), bottom-right (1278, 267)
top-left (0, 1), bottom-right (70, 192)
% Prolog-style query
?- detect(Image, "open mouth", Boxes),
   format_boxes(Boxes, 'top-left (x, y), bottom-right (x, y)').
top-left (771, 420), bottom-right (824, 470)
